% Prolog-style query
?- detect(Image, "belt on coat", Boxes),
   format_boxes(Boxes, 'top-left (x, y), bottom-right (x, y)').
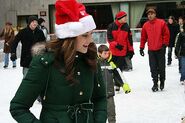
top-left (43, 102), bottom-right (94, 123)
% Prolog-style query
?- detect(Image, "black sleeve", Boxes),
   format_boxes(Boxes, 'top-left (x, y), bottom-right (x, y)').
top-left (107, 23), bottom-right (114, 42)
top-left (112, 68), bottom-right (124, 86)
top-left (11, 30), bottom-right (22, 53)
top-left (128, 28), bottom-right (133, 46)
top-left (175, 33), bottom-right (182, 56)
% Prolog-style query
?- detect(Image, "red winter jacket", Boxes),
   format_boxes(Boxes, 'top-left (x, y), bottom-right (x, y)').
top-left (107, 20), bottom-right (134, 56)
top-left (140, 18), bottom-right (170, 51)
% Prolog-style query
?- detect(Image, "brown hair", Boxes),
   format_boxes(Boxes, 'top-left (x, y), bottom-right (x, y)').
top-left (98, 44), bottom-right (109, 53)
top-left (3, 23), bottom-right (14, 37)
top-left (46, 38), bottom-right (97, 84)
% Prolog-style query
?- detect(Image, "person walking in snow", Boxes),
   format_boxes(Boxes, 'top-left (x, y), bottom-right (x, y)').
top-left (167, 16), bottom-right (179, 66)
top-left (38, 18), bottom-right (50, 41)
top-left (10, 16), bottom-right (45, 77)
top-left (175, 25), bottom-right (185, 85)
top-left (139, 8), bottom-right (170, 92)
top-left (107, 11), bottom-right (134, 91)
top-left (97, 44), bottom-right (131, 123)
top-left (0, 22), bottom-right (16, 68)
top-left (9, 0), bottom-right (107, 123)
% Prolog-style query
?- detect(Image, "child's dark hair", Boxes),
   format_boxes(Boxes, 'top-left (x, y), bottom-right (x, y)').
top-left (98, 45), bottom-right (109, 53)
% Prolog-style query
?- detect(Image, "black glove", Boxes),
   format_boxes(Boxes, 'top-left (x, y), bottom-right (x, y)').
top-left (115, 44), bottom-right (123, 51)
top-left (127, 51), bottom-right (134, 59)
top-left (140, 48), bottom-right (144, 56)
top-left (10, 53), bottom-right (17, 61)
top-left (162, 44), bottom-right (167, 49)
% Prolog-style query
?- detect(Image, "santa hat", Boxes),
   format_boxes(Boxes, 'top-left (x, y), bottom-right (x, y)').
top-left (115, 11), bottom-right (127, 20)
top-left (55, 0), bottom-right (96, 39)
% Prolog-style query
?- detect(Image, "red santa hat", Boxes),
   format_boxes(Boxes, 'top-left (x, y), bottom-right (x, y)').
top-left (55, 0), bottom-right (96, 39)
top-left (115, 11), bottom-right (127, 20)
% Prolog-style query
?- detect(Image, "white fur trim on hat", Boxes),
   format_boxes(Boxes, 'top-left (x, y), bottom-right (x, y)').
top-left (55, 15), bottom-right (96, 39)
top-left (80, 15), bottom-right (96, 34)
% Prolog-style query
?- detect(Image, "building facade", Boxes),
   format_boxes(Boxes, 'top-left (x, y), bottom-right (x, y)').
top-left (0, 0), bottom-right (184, 33)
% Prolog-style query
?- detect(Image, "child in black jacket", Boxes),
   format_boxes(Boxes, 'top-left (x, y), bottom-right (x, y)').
top-left (98, 44), bottom-right (131, 123)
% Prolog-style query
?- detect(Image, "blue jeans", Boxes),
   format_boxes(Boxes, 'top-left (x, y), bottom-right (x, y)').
top-left (4, 53), bottom-right (16, 66)
top-left (180, 56), bottom-right (185, 81)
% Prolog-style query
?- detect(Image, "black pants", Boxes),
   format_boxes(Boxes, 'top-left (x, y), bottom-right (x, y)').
top-left (148, 47), bottom-right (166, 83)
top-left (112, 55), bottom-right (125, 87)
top-left (167, 47), bottom-right (173, 63)
top-left (112, 55), bottom-right (125, 71)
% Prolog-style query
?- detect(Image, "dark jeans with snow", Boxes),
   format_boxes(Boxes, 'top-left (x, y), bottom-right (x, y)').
top-left (148, 47), bottom-right (166, 83)
top-left (167, 47), bottom-right (173, 64)
top-left (112, 55), bottom-right (125, 87)
top-left (180, 56), bottom-right (185, 81)
top-left (107, 96), bottom-right (116, 123)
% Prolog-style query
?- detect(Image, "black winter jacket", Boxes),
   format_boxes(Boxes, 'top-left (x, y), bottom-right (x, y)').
top-left (167, 23), bottom-right (179, 47)
top-left (11, 26), bottom-right (45, 67)
top-left (175, 32), bottom-right (185, 57)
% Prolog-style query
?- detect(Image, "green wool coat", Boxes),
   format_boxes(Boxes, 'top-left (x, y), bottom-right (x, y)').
top-left (10, 52), bottom-right (107, 123)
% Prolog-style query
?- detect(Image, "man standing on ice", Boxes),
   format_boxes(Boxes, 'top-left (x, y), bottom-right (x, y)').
top-left (139, 8), bottom-right (170, 92)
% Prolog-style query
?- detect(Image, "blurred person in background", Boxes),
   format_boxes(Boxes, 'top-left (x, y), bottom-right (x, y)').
top-left (0, 22), bottom-right (16, 68)
top-left (38, 18), bottom-right (50, 41)
top-left (167, 16), bottom-right (179, 66)
top-left (11, 16), bottom-right (45, 77)
top-left (175, 25), bottom-right (185, 85)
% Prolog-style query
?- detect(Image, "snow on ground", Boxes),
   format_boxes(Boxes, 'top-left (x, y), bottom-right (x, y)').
top-left (0, 42), bottom-right (185, 123)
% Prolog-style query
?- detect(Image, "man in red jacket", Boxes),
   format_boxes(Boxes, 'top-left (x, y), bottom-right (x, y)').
top-left (107, 11), bottom-right (134, 91)
top-left (140, 8), bottom-right (170, 92)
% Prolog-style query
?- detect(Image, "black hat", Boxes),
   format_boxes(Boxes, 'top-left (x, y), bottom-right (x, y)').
top-left (38, 18), bottom-right (45, 25)
top-left (27, 16), bottom-right (38, 25)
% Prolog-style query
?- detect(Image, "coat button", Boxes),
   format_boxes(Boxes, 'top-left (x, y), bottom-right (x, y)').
top-left (79, 91), bottom-right (83, 95)
top-left (98, 84), bottom-right (101, 87)
top-left (77, 72), bottom-right (80, 75)
top-left (76, 55), bottom-right (78, 58)
top-left (41, 57), bottom-right (44, 60)
top-left (45, 61), bottom-right (48, 64)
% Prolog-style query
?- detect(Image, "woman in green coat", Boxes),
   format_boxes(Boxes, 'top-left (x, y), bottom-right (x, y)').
top-left (9, 0), bottom-right (107, 123)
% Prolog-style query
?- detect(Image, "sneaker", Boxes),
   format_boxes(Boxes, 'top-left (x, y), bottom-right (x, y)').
top-left (115, 86), bottom-right (120, 91)
top-left (12, 65), bottom-right (16, 68)
top-left (3, 65), bottom-right (8, 68)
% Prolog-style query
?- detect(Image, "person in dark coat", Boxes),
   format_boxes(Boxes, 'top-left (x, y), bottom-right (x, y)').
top-left (167, 16), bottom-right (179, 65)
top-left (38, 18), bottom-right (50, 41)
top-left (97, 44), bottom-right (131, 123)
top-left (9, 1), bottom-right (107, 123)
top-left (11, 15), bottom-right (46, 76)
top-left (175, 25), bottom-right (185, 85)
top-left (139, 8), bottom-right (170, 92)
top-left (0, 22), bottom-right (16, 68)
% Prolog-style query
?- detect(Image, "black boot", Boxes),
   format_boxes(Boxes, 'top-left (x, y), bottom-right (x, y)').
top-left (152, 80), bottom-right (158, 92)
top-left (167, 61), bottom-right (171, 66)
top-left (160, 80), bottom-right (165, 90)
top-left (152, 84), bottom-right (158, 92)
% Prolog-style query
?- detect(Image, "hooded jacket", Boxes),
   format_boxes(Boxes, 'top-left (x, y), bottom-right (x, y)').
top-left (107, 20), bottom-right (134, 56)
top-left (10, 43), bottom-right (107, 123)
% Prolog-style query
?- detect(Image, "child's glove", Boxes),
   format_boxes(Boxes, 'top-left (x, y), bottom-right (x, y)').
top-left (122, 83), bottom-right (131, 94)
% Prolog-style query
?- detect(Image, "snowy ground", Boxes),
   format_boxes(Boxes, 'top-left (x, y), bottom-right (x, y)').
top-left (0, 42), bottom-right (185, 123)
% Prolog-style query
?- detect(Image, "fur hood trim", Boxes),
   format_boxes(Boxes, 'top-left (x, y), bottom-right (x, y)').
top-left (31, 42), bottom-right (48, 56)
